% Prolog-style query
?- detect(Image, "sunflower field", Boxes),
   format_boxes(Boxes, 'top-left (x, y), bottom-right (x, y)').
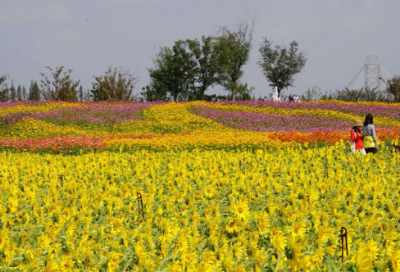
top-left (1, 100), bottom-right (400, 271)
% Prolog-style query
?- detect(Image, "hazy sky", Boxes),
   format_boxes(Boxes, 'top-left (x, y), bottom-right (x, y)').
top-left (1, 0), bottom-right (399, 98)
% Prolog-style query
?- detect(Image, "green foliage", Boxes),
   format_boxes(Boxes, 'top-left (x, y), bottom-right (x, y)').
top-left (29, 81), bottom-right (41, 101)
top-left (9, 83), bottom-right (16, 102)
top-left (90, 82), bottom-right (108, 102)
top-left (148, 43), bottom-right (195, 102)
top-left (0, 75), bottom-right (9, 102)
top-left (323, 87), bottom-right (390, 102)
top-left (258, 39), bottom-right (306, 98)
top-left (215, 20), bottom-right (253, 100)
top-left (16, 85), bottom-right (22, 101)
top-left (146, 37), bottom-right (221, 102)
top-left (28, 80), bottom-right (34, 100)
top-left (78, 86), bottom-right (84, 102)
top-left (91, 66), bottom-right (138, 101)
top-left (237, 83), bottom-right (255, 101)
top-left (40, 66), bottom-right (79, 101)
top-left (188, 36), bottom-right (222, 100)
top-left (301, 86), bottom-right (322, 101)
top-left (383, 75), bottom-right (400, 102)
top-left (146, 20), bottom-right (254, 102)
top-left (140, 85), bottom-right (168, 102)
top-left (22, 86), bottom-right (27, 101)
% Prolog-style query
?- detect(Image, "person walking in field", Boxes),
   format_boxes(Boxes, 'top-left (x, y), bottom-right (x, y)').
top-left (350, 120), bottom-right (366, 155)
top-left (362, 113), bottom-right (378, 154)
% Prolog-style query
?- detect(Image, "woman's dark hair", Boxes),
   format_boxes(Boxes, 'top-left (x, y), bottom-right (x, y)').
top-left (352, 126), bottom-right (360, 132)
top-left (364, 113), bottom-right (373, 126)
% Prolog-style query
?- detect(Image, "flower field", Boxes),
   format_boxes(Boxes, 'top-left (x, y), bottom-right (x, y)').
top-left (1, 100), bottom-right (400, 271)
top-left (2, 100), bottom-right (400, 153)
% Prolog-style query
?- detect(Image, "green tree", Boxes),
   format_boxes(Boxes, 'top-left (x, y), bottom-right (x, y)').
top-left (146, 37), bottom-right (222, 101)
top-left (9, 82), bottom-right (16, 102)
top-left (301, 86), bottom-right (322, 101)
top-left (140, 85), bottom-right (168, 102)
top-left (40, 66), bottom-right (79, 101)
top-left (0, 75), bottom-right (9, 102)
top-left (22, 86), bottom-right (27, 101)
top-left (321, 87), bottom-right (388, 102)
top-left (91, 67), bottom-right (138, 101)
top-left (28, 80), bottom-right (34, 99)
top-left (29, 81), bottom-right (41, 101)
top-left (83, 88), bottom-right (91, 101)
top-left (78, 86), bottom-right (84, 102)
top-left (258, 39), bottom-right (306, 98)
top-left (215, 20), bottom-right (254, 100)
top-left (90, 82), bottom-right (108, 101)
top-left (186, 37), bottom-right (221, 99)
top-left (237, 83), bottom-right (255, 101)
top-left (147, 44), bottom-right (195, 102)
top-left (16, 85), bottom-right (22, 101)
top-left (382, 76), bottom-right (400, 102)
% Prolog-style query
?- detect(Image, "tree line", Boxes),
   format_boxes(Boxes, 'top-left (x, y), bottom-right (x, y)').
top-left (0, 19), bottom-right (311, 102)
top-left (0, 66), bottom-right (137, 102)
top-left (300, 77), bottom-right (400, 103)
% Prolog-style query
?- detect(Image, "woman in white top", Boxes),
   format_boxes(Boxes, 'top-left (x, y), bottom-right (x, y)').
top-left (362, 113), bottom-right (378, 154)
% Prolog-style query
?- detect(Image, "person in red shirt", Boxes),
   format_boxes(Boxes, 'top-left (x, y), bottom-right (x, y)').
top-left (350, 120), bottom-right (366, 154)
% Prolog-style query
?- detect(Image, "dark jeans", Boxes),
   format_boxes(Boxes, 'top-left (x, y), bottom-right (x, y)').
top-left (365, 148), bottom-right (377, 154)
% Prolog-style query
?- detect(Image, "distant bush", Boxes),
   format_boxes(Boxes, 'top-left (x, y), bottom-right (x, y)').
top-left (321, 87), bottom-right (390, 102)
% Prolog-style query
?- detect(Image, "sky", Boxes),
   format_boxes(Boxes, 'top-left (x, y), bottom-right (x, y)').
top-left (0, 0), bottom-right (399, 98)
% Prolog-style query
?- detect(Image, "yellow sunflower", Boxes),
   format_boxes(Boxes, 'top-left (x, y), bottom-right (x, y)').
top-left (230, 198), bottom-right (250, 221)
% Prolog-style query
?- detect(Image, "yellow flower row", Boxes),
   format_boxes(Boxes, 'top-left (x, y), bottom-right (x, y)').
top-left (105, 130), bottom-right (293, 150)
top-left (2, 118), bottom-right (88, 139)
top-left (0, 102), bottom-right (80, 117)
top-left (141, 102), bottom-right (229, 133)
top-left (318, 99), bottom-right (400, 107)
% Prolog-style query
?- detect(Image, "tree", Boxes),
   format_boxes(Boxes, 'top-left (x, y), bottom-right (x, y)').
top-left (16, 85), bottom-right (22, 101)
top-left (321, 87), bottom-right (388, 102)
top-left (90, 82), bottom-right (108, 101)
top-left (40, 66), bottom-right (79, 101)
top-left (147, 45), bottom-right (194, 102)
top-left (9, 82), bottom-right (16, 102)
top-left (147, 36), bottom-right (223, 102)
top-left (258, 39), bottom-right (306, 98)
top-left (382, 76), bottom-right (400, 102)
top-left (28, 80), bottom-right (34, 99)
top-left (22, 86), bottom-right (27, 101)
top-left (29, 81), bottom-right (41, 101)
top-left (186, 37), bottom-right (221, 99)
top-left (215, 20), bottom-right (254, 100)
top-left (78, 86), bottom-right (84, 102)
top-left (152, 40), bottom-right (197, 101)
top-left (83, 88), bottom-right (91, 101)
top-left (140, 85), bottom-right (169, 102)
top-left (237, 83), bottom-right (255, 101)
top-left (91, 66), bottom-right (138, 101)
top-left (301, 86), bottom-right (322, 101)
top-left (0, 75), bottom-right (9, 102)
